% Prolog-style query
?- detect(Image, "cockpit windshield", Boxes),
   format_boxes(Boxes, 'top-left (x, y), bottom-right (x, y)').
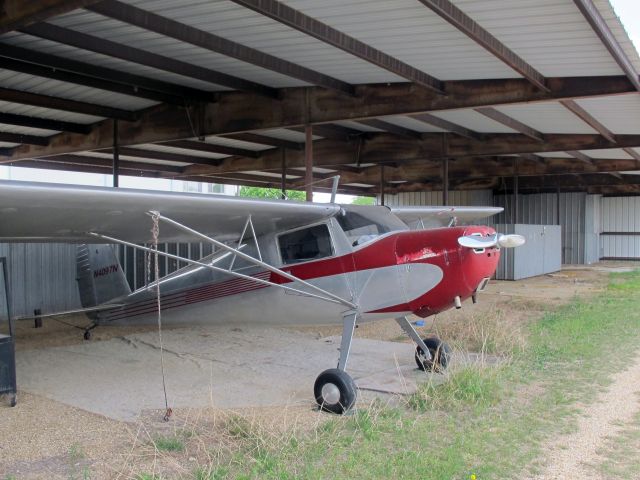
top-left (336, 205), bottom-right (408, 247)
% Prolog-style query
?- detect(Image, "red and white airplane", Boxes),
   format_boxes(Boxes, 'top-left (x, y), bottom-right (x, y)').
top-left (0, 180), bottom-right (524, 414)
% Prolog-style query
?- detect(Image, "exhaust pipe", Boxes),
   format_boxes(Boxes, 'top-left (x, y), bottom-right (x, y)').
top-left (454, 296), bottom-right (462, 309)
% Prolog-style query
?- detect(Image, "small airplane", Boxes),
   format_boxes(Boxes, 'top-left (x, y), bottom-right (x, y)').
top-left (0, 180), bottom-right (524, 414)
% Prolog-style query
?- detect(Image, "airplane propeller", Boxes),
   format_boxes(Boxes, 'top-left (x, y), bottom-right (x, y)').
top-left (457, 233), bottom-right (526, 249)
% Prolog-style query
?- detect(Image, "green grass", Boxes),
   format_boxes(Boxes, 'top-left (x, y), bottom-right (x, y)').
top-left (140, 270), bottom-right (640, 479)
top-left (153, 434), bottom-right (185, 453)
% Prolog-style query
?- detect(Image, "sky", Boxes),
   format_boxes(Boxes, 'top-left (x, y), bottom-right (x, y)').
top-left (610, 0), bottom-right (640, 51)
top-left (1, 0), bottom-right (639, 203)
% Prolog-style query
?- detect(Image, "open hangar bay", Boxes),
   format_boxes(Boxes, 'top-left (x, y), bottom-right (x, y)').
top-left (0, 0), bottom-right (640, 469)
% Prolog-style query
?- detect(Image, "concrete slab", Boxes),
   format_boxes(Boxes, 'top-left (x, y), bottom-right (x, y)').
top-left (16, 325), bottom-right (440, 421)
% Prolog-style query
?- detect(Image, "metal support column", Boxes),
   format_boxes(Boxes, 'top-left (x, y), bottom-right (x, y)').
top-left (112, 119), bottom-right (120, 188)
top-left (305, 124), bottom-right (313, 202)
top-left (442, 157), bottom-right (449, 206)
top-left (513, 157), bottom-right (519, 224)
top-left (280, 149), bottom-right (286, 199)
top-left (0, 257), bottom-right (17, 407)
top-left (379, 165), bottom-right (385, 206)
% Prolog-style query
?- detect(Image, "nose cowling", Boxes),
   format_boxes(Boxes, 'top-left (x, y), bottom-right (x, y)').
top-left (394, 226), bottom-right (501, 318)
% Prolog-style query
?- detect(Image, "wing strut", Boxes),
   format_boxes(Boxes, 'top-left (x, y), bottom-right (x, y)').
top-left (88, 213), bottom-right (356, 309)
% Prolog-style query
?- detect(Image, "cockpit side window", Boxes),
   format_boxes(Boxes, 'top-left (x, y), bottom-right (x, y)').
top-left (278, 224), bottom-right (334, 265)
top-left (337, 211), bottom-right (392, 246)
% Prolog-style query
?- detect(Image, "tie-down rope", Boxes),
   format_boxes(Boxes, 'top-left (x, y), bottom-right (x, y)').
top-left (151, 212), bottom-right (172, 422)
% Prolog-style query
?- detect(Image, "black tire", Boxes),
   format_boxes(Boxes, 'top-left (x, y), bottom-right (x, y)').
top-left (314, 368), bottom-right (357, 414)
top-left (83, 330), bottom-right (92, 341)
top-left (9, 394), bottom-right (16, 407)
top-left (415, 337), bottom-right (452, 372)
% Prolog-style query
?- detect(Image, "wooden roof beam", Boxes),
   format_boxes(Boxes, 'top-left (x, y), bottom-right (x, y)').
top-left (22, 22), bottom-right (278, 98)
top-left (416, 0), bottom-right (548, 91)
top-left (0, 132), bottom-right (50, 146)
top-left (87, 0), bottom-right (354, 95)
top-left (4, 75), bottom-right (635, 161)
top-left (230, 0), bottom-right (445, 94)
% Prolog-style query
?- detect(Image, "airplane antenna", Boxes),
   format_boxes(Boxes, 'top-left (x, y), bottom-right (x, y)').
top-left (151, 211), bottom-right (172, 422)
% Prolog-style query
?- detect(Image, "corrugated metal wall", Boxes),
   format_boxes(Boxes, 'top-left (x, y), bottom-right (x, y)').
top-left (118, 242), bottom-right (212, 290)
top-left (600, 196), bottom-right (640, 259)
top-left (383, 190), bottom-right (494, 208)
top-left (0, 243), bottom-right (81, 318)
top-left (493, 192), bottom-right (586, 264)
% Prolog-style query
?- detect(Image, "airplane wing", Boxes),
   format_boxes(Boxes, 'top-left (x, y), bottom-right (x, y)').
top-left (391, 206), bottom-right (504, 228)
top-left (0, 180), bottom-right (340, 243)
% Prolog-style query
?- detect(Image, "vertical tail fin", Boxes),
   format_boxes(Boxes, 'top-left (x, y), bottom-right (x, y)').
top-left (76, 244), bottom-right (131, 308)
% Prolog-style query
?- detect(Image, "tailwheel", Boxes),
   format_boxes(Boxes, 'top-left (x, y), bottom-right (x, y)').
top-left (83, 330), bottom-right (92, 341)
top-left (415, 337), bottom-right (452, 372)
top-left (314, 368), bottom-right (357, 414)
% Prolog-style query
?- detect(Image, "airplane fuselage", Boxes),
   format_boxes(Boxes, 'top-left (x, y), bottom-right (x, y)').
top-left (97, 210), bottom-right (500, 327)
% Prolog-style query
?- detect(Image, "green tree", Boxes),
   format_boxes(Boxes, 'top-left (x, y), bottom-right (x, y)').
top-left (239, 186), bottom-right (306, 201)
top-left (351, 196), bottom-right (376, 205)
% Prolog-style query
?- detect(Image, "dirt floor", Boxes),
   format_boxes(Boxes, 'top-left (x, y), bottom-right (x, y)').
top-left (0, 263), bottom-right (632, 479)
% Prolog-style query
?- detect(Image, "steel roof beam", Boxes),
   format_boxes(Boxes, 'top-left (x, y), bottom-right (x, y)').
top-left (623, 147), bottom-right (640, 161)
top-left (0, 87), bottom-right (137, 121)
top-left (409, 113), bottom-right (482, 140)
top-left (222, 133), bottom-right (304, 151)
top-left (230, 0), bottom-right (445, 94)
top-left (559, 99), bottom-right (616, 143)
top-left (34, 154), bottom-right (184, 173)
top-left (97, 147), bottom-right (225, 166)
top-left (354, 119), bottom-right (424, 140)
top-left (573, 0), bottom-right (640, 92)
top-left (87, 1), bottom-right (354, 95)
top-left (475, 107), bottom-right (544, 142)
top-left (0, 56), bottom-right (187, 106)
top-left (0, 44), bottom-right (214, 104)
top-left (416, 0), bottom-right (548, 91)
top-left (159, 140), bottom-right (267, 158)
top-left (566, 150), bottom-right (593, 164)
top-left (4, 75), bottom-right (635, 161)
top-left (0, 0), bottom-right (101, 34)
top-left (21, 23), bottom-right (278, 98)
top-left (0, 112), bottom-right (92, 134)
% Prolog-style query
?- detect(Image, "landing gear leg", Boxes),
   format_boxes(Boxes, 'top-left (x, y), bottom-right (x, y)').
top-left (83, 323), bottom-right (97, 341)
top-left (395, 316), bottom-right (451, 372)
top-left (314, 311), bottom-right (358, 414)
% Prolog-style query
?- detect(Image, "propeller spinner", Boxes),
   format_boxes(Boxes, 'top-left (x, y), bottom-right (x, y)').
top-left (458, 233), bottom-right (526, 249)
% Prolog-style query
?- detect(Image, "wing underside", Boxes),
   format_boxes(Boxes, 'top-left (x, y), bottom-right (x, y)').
top-left (0, 180), bottom-right (340, 244)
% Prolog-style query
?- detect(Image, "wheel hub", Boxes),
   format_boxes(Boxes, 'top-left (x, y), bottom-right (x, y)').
top-left (321, 383), bottom-right (341, 405)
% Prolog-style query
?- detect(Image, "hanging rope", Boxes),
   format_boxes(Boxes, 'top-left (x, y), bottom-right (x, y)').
top-left (151, 212), bottom-right (172, 422)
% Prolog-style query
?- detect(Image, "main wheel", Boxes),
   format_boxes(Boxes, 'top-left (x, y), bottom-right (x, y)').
top-left (314, 368), bottom-right (357, 414)
top-left (415, 337), bottom-right (452, 372)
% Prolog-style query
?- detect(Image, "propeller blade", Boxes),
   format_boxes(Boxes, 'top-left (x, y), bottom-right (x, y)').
top-left (457, 234), bottom-right (498, 249)
top-left (497, 234), bottom-right (526, 248)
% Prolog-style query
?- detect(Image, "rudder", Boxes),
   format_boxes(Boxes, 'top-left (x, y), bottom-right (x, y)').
top-left (76, 244), bottom-right (131, 309)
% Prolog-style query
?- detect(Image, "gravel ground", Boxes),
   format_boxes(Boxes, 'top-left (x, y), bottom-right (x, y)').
top-left (534, 354), bottom-right (640, 479)
top-left (0, 265), bottom-right (621, 478)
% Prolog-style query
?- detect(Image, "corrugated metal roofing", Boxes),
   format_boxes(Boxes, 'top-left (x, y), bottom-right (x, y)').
top-left (276, 0), bottom-right (520, 80)
top-left (0, 123), bottom-right (58, 136)
top-left (0, 100), bottom-right (102, 124)
top-left (573, 94), bottom-right (640, 135)
top-left (0, 69), bottom-right (155, 111)
top-left (379, 115), bottom-right (447, 133)
top-left (578, 148), bottom-right (634, 159)
top-left (429, 109), bottom-right (519, 133)
top-left (134, 143), bottom-right (229, 159)
top-left (495, 103), bottom-right (599, 134)
top-left (202, 136), bottom-right (275, 151)
top-left (258, 129), bottom-right (322, 142)
top-left (79, 150), bottom-right (190, 166)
